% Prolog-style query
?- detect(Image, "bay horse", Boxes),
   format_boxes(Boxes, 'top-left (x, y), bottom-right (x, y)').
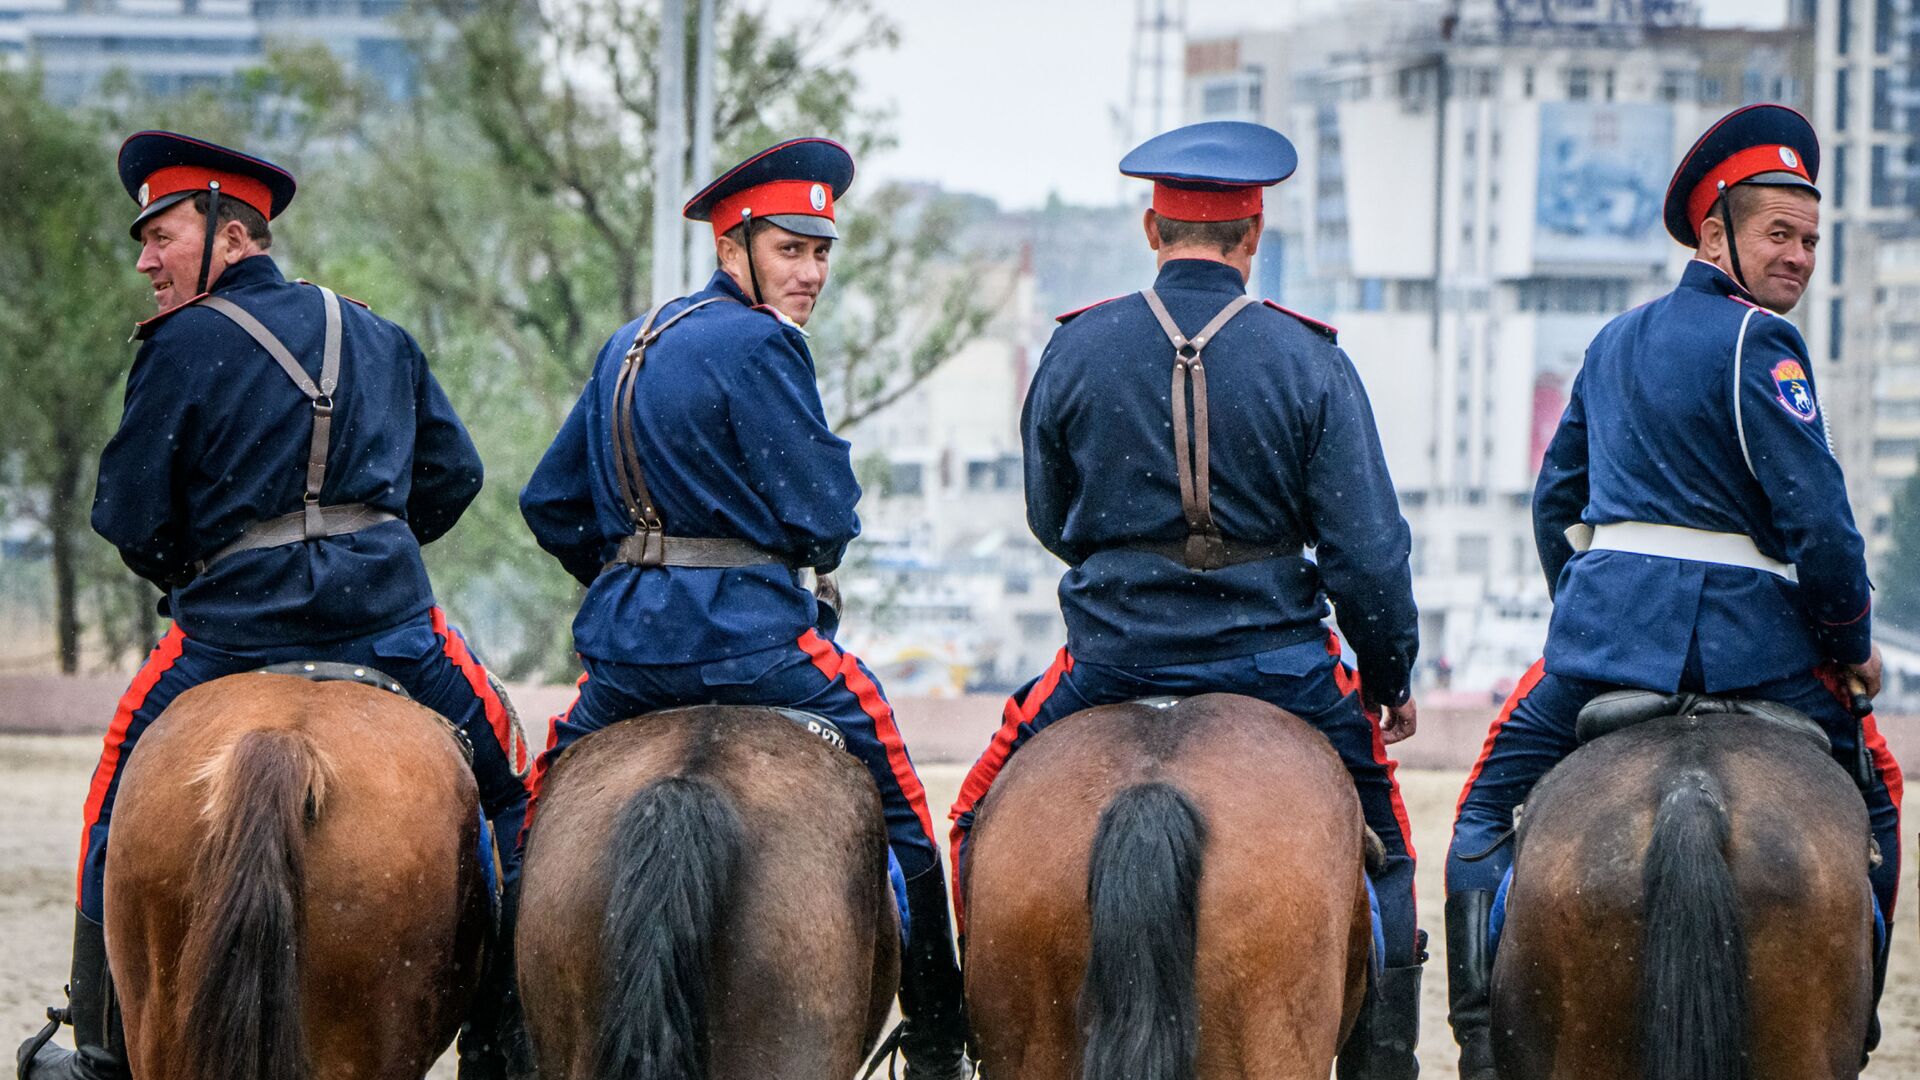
top-left (515, 705), bottom-right (899, 1079)
top-left (1492, 708), bottom-right (1876, 1079)
top-left (102, 670), bottom-right (490, 1080)
top-left (962, 693), bottom-right (1374, 1079)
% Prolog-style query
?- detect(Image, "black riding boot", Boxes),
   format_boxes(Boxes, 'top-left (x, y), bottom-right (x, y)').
top-left (1445, 891), bottom-right (1499, 1080)
top-left (1336, 942), bottom-right (1425, 1080)
top-left (457, 877), bottom-right (534, 1080)
top-left (898, 866), bottom-right (970, 1080)
top-left (1863, 925), bottom-right (1890, 1067)
top-left (16, 910), bottom-right (127, 1080)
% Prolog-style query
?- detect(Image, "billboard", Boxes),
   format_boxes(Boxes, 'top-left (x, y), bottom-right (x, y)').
top-left (1534, 102), bottom-right (1672, 265)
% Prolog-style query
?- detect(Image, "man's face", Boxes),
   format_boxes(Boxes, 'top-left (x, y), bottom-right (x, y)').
top-left (1714, 187), bottom-right (1819, 314)
top-left (721, 224), bottom-right (833, 325)
top-left (133, 200), bottom-right (211, 311)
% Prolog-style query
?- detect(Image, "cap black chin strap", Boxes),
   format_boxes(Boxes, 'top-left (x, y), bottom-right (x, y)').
top-left (1716, 179), bottom-right (1751, 294)
top-left (196, 181), bottom-right (223, 296)
top-left (739, 208), bottom-right (764, 305)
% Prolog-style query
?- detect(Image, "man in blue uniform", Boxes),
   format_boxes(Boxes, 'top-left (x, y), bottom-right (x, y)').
top-left (16, 132), bottom-right (534, 1080)
top-left (518, 137), bottom-right (968, 1079)
top-left (947, 121), bottom-right (1425, 1079)
top-left (1443, 104), bottom-right (1901, 1077)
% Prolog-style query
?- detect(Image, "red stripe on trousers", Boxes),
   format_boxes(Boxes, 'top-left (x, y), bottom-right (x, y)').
top-left (1454, 658), bottom-right (1548, 821)
top-left (949, 646), bottom-right (1075, 849)
top-left (1324, 632), bottom-right (1419, 903)
top-left (522, 669), bottom-right (589, 840)
top-left (798, 630), bottom-right (937, 846)
top-left (431, 607), bottom-right (528, 776)
top-left (78, 624), bottom-right (187, 899)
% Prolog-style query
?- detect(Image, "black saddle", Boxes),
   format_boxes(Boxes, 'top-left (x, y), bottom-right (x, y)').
top-left (772, 707), bottom-right (847, 752)
top-left (1574, 689), bottom-right (1831, 753)
top-left (251, 660), bottom-right (474, 763)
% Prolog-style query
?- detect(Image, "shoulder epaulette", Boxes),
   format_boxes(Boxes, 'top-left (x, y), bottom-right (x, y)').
top-left (751, 302), bottom-right (809, 335)
top-left (1055, 295), bottom-right (1127, 324)
top-left (296, 279), bottom-right (371, 309)
top-left (1262, 299), bottom-right (1339, 342)
top-left (1727, 294), bottom-right (1781, 318)
top-left (130, 292), bottom-right (210, 342)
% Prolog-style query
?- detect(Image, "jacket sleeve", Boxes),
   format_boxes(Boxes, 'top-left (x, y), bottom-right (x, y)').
top-left (403, 329), bottom-right (484, 546)
top-left (727, 328), bottom-right (861, 573)
top-left (1305, 349), bottom-right (1419, 707)
top-left (91, 341), bottom-right (194, 590)
top-left (1737, 314), bottom-right (1872, 664)
top-left (520, 364), bottom-right (608, 586)
top-left (1532, 367), bottom-right (1591, 597)
top-left (1021, 349), bottom-right (1084, 565)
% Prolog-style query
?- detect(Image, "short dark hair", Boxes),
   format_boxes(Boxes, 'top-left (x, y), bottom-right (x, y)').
top-left (1154, 212), bottom-right (1257, 255)
top-left (720, 218), bottom-right (760, 247)
top-left (190, 190), bottom-right (272, 248)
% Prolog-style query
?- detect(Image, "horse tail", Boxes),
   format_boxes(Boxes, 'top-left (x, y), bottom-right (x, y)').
top-left (593, 775), bottom-right (744, 1080)
top-left (1079, 781), bottom-right (1208, 1080)
top-left (178, 728), bottom-right (331, 1080)
top-left (1639, 767), bottom-right (1750, 1080)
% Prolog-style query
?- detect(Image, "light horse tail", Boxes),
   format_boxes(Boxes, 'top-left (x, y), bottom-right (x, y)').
top-left (1639, 766), bottom-right (1750, 1080)
top-left (1079, 781), bottom-right (1209, 1080)
top-left (594, 775), bottom-right (746, 1080)
top-left (178, 728), bottom-right (333, 1080)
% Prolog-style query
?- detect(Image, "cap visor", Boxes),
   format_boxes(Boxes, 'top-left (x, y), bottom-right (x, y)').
top-left (761, 214), bottom-right (838, 240)
top-left (128, 190), bottom-right (194, 240)
top-left (1742, 171), bottom-right (1821, 196)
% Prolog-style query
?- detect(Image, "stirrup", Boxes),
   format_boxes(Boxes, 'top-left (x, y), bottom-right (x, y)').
top-left (17, 1006), bottom-right (66, 1080)
top-left (859, 1022), bottom-right (978, 1080)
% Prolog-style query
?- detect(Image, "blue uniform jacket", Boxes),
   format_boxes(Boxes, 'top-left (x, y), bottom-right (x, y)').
top-left (1026, 258), bottom-right (1418, 703)
top-left (91, 255), bottom-right (482, 647)
top-left (519, 269), bottom-right (858, 665)
top-left (1535, 259), bottom-right (1871, 692)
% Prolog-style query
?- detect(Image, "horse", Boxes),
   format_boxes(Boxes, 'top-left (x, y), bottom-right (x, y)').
top-left (961, 693), bottom-right (1374, 1080)
top-left (514, 705), bottom-right (900, 1079)
top-left (1491, 707), bottom-right (1877, 1079)
top-left (101, 669), bottom-right (491, 1080)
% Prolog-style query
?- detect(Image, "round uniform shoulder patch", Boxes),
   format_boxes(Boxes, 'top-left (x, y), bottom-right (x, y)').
top-left (1771, 359), bottom-right (1818, 422)
top-left (809, 182), bottom-right (827, 212)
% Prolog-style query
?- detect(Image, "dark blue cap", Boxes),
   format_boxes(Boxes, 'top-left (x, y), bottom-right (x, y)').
top-left (118, 130), bottom-right (297, 241)
top-left (1664, 104), bottom-right (1820, 248)
top-left (1120, 121), bottom-right (1297, 221)
top-left (683, 137), bottom-right (855, 240)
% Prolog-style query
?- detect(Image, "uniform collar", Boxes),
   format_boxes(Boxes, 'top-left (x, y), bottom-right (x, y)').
top-left (1152, 257), bottom-right (1249, 295)
top-left (704, 268), bottom-right (751, 305)
top-left (131, 254), bottom-right (284, 340)
top-left (1679, 257), bottom-right (1758, 303)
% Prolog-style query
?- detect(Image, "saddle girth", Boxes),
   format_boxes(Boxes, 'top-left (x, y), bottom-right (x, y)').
top-left (1140, 288), bottom-right (1257, 571)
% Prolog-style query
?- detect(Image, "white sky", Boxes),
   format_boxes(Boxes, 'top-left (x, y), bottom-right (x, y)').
top-left (760, 0), bottom-right (1789, 209)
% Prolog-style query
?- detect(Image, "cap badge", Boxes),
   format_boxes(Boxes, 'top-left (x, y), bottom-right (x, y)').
top-left (137, 182), bottom-right (150, 208)
top-left (1779, 146), bottom-right (1799, 169)
top-left (810, 183), bottom-right (827, 212)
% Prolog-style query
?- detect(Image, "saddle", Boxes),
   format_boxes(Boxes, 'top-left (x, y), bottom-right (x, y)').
top-left (1574, 689), bottom-right (1831, 753)
top-left (250, 661), bottom-right (475, 764)
top-left (771, 707), bottom-right (848, 752)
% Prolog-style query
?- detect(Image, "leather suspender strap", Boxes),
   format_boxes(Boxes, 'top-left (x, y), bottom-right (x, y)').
top-left (1140, 288), bottom-right (1256, 570)
top-left (198, 286), bottom-right (344, 539)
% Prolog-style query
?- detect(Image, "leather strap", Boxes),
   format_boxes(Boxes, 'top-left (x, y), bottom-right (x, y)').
top-left (1111, 538), bottom-right (1302, 568)
top-left (610, 296), bottom-right (729, 543)
top-left (602, 533), bottom-right (794, 571)
top-left (198, 504), bottom-right (397, 573)
top-left (1140, 288), bottom-right (1256, 570)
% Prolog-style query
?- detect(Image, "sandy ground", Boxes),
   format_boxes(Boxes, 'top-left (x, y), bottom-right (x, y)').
top-left (3, 736), bottom-right (1917, 1077)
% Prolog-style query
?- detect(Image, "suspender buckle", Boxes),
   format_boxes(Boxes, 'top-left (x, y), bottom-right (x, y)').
top-left (635, 525), bottom-right (666, 567)
top-left (1184, 532), bottom-right (1229, 571)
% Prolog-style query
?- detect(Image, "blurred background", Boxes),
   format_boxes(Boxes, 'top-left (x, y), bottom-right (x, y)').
top-left (0, 0), bottom-right (1915, 710)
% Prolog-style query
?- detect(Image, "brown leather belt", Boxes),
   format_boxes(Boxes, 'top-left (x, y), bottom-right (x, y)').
top-left (199, 503), bottom-right (399, 573)
top-left (1139, 288), bottom-right (1259, 571)
top-left (601, 532), bottom-right (795, 572)
top-left (1109, 539), bottom-right (1302, 569)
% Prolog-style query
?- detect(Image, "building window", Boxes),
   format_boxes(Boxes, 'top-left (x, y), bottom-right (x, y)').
top-left (1831, 221), bottom-right (1846, 288)
top-left (888, 462), bottom-right (924, 497)
top-left (1873, 68), bottom-right (1894, 130)
top-left (1567, 67), bottom-right (1591, 100)
top-left (1872, 143), bottom-right (1899, 206)
top-left (1699, 75), bottom-right (1723, 100)
top-left (1875, 0), bottom-right (1895, 53)
top-left (1603, 69), bottom-right (1616, 101)
top-left (1836, 70), bottom-right (1851, 132)
top-left (1658, 69), bottom-right (1689, 102)
top-left (1835, 144), bottom-right (1849, 209)
top-left (1839, 0), bottom-right (1853, 56)
top-left (1523, 66), bottom-right (1535, 98)
top-left (1831, 297), bottom-right (1845, 361)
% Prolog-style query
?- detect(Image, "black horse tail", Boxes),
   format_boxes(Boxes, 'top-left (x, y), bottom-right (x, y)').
top-left (1079, 781), bottom-right (1208, 1080)
top-left (179, 728), bottom-right (328, 1080)
top-left (594, 775), bottom-right (744, 1080)
top-left (1639, 767), bottom-right (1750, 1080)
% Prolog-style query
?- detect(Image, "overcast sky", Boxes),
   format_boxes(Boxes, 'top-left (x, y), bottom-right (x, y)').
top-left (759, 0), bottom-right (1789, 209)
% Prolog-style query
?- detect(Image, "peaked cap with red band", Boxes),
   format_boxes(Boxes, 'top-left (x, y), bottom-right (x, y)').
top-left (1121, 120), bottom-right (1298, 222)
top-left (119, 130), bottom-right (297, 241)
top-left (683, 137), bottom-right (855, 242)
top-left (1663, 104), bottom-right (1820, 248)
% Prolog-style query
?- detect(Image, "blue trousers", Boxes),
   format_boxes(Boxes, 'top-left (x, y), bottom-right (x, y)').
top-left (528, 628), bottom-right (940, 878)
top-left (951, 635), bottom-right (1422, 964)
top-left (79, 610), bottom-right (532, 921)
top-left (1448, 659), bottom-right (1903, 923)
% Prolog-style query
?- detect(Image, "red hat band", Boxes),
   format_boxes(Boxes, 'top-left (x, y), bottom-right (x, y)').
top-left (1152, 183), bottom-right (1263, 223)
top-left (138, 165), bottom-right (275, 221)
top-left (1686, 143), bottom-right (1813, 238)
top-left (710, 179), bottom-right (835, 239)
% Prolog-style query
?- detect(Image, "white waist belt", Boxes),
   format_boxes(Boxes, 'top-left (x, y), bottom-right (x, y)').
top-left (1565, 522), bottom-right (1798, 583)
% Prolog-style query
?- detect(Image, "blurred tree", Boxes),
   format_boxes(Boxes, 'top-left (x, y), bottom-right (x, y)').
top-left (1878, 466), bottom-right (1920, 631)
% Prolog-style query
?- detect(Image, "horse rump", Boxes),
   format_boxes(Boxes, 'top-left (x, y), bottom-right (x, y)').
top-left (594, 775), bottom-right (746, 1080)
top-left (178, 727), bottom-right (332, 1080)
top-left (1079, 781), bottom-right (1208, 1080)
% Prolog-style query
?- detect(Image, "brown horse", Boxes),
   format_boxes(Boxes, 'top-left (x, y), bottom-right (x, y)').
top-left (515, 705), bottom-right (899, 1079)
top-left (102, 672), bottom-right (489, 1080)
top-left (962, 693), bottom-right (1373, 1080)
top-left (1492, 712), bottom-right (1876, 1079)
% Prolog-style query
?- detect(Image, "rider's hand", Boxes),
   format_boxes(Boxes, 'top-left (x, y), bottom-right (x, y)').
top-left (1843, 644), bottom-right (1883, 702)
top-left (1380, 697), bottom-right (1417, 745)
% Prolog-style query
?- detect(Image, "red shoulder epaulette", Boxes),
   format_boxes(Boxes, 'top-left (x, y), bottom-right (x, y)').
top-left (1262, 299), bottom-right (1339, 342)
top-left (1055, 295), bottom-right (1126, 324)
top-left (130, 292), bottom-right (210, 341)
top-left (1727, 294), bottom-right (1780, 318)
top-left (295, 279), bottom-right (371, 309)
top-left (752, 303), bottom-right (807, 333)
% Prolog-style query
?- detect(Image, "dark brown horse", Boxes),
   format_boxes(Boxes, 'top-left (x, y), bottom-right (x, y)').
top-left (962, 693), bottom-right (1373, 1080)
top-left (102, 672), bottom-right (490, 1080)
top-left (1492, 713), bottom-right (1876, 1079)
top-left (515, 705), bottom-right (899, 1079)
